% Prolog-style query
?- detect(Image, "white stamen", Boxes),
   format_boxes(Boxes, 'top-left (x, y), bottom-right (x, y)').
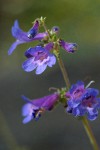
top-left (86, 80), bottom-right (95, 88)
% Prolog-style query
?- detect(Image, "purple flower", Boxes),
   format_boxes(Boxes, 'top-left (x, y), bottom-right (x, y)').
top-left (51, 26), bottom-right (60, 34)
top-left (22, 43), bottom-right (56, 74)
top-left (66, 81), bottom-right (100, 120)
top-left (59, 39), bottom-right (77, 53)
top-left (8, 20), bottom-right (47, 55)
top-left (22, 93), bottom-right (59, 124)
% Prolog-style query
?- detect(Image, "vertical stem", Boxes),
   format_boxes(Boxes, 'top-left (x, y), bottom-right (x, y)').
top-left (42, 22), bottom-right (51, 39)
top-left (82, 116), bottom-right (99, 150)
top-left (58, 56), bottom-right (99, 150)
top-left (58, 57), bottom-right (70, 89)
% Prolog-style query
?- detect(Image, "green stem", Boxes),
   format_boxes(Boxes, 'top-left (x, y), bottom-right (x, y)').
top-left (42, 22), bottom-right (51, 39)
top-left (57, 56), bottom-right (99, 150)
top-left (82, 116), bottom-right (99, 150)
top-left (58, 57), bottom-right (70, 89)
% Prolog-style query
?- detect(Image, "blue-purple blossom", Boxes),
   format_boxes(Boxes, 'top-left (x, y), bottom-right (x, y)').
top-left (22, 43), bottom-right (56, 74)
top-left (22, 93), bottom-right (59, 124)
top-left (59, 39), bottom-right (77, 53)
top-left (66, 81), bottom-right (100, 120)
top-left (51, 26), bottom-right (60, 34)
top-left (8, 20), bottom-right (47, 55)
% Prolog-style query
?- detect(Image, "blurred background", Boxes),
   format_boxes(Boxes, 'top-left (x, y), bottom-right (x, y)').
top-left (1, 0), bottom-right (100, 150)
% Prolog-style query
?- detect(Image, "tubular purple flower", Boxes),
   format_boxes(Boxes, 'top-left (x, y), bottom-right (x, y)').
top-left (22, 93), bottom-right (59, 124)
top-left (59, 39), bottom-right (77, 53)
top-left (22, 43), bottom-right (56, 74)
top-left (66, 81), bottom-right (100, 120)
top-left (8, 20), bottom-right (47, 55)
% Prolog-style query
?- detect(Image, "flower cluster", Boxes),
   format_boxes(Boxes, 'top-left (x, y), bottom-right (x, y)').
top-left (8, 17), bottom-right (77, 74)
top-left (66, 81), bottom-right (100, 120)
top-left (8, 17), bottom-right (100, 124)
top-left (21, 81), bottom-right (100, 124)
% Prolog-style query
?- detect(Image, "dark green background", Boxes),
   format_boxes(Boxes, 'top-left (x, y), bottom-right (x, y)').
top-left (1, 0), bottom-right (100, 150)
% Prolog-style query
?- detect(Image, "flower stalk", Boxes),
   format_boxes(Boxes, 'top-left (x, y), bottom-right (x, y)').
top-left (57, 57), bottom-right (70, 89)
top-left (82, 116), bottom-right (99, 150)
top-left (41, 17), bottom-right (51, 39)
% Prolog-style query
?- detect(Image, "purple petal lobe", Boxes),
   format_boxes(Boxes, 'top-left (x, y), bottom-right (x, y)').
top-left (72, 107), bottom-right (80, 116)
top-left (21, 95), bottom-right (33, 104)
top-left (8, 40), bottom-right (23, 55)
top-left (25, 46), bottom-right (45, 58)
top-left (87, 114), bottom-right (98, 121)
top-left (36, 64), bottom-right (47, 74)
top-left (22, 103), bottom-right (32, 116)
top-left (42, 94), bottom-right (59, 110)
top-left (44, 42), bottom-right (54, 51)
top-left (33, 32), bottom-right (47, 40)
top-left (12, 20), bottom-right (27, 40)
top-left (22, 58), bottom-right (37, 72)
top-left (47, 55), bottom-right (56, 67)
top-left (11, 20), bottom-right (20, 38)
top-left (22, 116), bottom-right (32, 124)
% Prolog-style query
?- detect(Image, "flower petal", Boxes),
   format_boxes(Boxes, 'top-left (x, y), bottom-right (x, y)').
top-left (42, 93), bottom-right (59, 110)
top-left (36, 64), bottom-right (47, 74)
top-left (47, 55), bottom-right (56, 67)
top-left (44, 42), bottom-right (54, 51)
top-left (67, 100), bottom-right (79, 108)
top-left (22, 58), bottom-right (37, 72)
top-left (24, 46), bottom-right (45, 58)
top-left (11, 20), bottom-right (21, 38)
top-left (72, 107), bottom-right (80, 116)
top-left (33, 33), bottom-right (47, 40)
top-left (12, 20), bottom-right (28, 41)
top-left (8, 40), bottom-right (23, 55)
top-left (87, 111), bottom-right (98, 121)
top-left (22, 103), bottom-right (32, 116)
top-left (22, 115), bottom-right (32, 124)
